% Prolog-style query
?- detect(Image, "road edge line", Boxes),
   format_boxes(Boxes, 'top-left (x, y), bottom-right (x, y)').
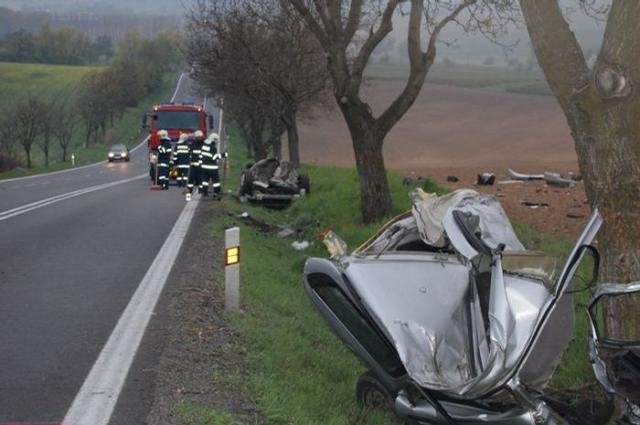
top-left (63, 195), bottom-right (200, 425)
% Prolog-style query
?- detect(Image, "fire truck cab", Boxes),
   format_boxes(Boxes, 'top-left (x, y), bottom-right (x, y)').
top-left (143, 103), bottom-right (213, 182)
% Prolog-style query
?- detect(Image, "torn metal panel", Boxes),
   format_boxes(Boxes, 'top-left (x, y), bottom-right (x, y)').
top-left (507, 168), bottom-right (545, 180)
top-left (588, 282), bottom-right (640, 404)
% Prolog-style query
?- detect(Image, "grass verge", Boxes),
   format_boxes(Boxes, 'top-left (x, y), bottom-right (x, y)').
top-left (200, 126), bottom-right (595, 424)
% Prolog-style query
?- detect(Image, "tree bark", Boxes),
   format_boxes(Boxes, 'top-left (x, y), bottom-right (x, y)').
top-left (340, 103), bottom-right (393, 222)
top-left (520, 0), bottom-right (640, 361)
top-left (25, 147), bottom-right (31, 168)
top-left (283, 110), bottom-right (300, 167)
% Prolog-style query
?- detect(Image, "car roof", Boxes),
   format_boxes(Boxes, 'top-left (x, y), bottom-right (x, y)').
top-left (110, 144), bottom-right (127, 149)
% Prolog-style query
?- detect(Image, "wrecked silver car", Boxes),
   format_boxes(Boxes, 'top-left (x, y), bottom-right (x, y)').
top-left (239, 158), bottom-right (310, 207)
top-left (304, 189), bottom-right (640, 424)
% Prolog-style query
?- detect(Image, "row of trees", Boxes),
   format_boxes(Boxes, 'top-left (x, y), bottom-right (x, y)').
top-left (77, 31), bottom-right (182, 147)
top-left (0, 31), bottom-right (183, 171)
top-left (0, 25), bottom-right (114, 65)
top-left (185, 0), bottom-right (330, 167)
top-left (0, 95), bottom-right (76, 169)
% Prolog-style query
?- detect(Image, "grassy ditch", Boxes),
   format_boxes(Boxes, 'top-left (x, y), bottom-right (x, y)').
top-left (194, 127), bottom-right (596, 424)
top-left (0, 67), bottom-right (176, 180)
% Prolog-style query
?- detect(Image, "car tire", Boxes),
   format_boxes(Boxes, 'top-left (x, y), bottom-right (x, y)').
top-left (239, 170), bottom-right (253, 196)
top-left (108, 158), bottom-right (113, 162)
top-left (298, 173), bottom-right (310, 194)
top-left (356, 371), bottom-right (394, 411)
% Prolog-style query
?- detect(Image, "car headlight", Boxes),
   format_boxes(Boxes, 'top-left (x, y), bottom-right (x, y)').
top-left (121, 152), bottom-right (127, 157)
top-left (108, 153), bottom-right (114, 157)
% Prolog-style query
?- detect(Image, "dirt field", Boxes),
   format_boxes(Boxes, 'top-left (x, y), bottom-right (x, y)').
top-left (298, 81), bottom-right (590, 239)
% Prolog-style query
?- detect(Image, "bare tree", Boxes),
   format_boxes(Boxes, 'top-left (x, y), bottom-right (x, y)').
top-left (288, 0), bottom-right (516, 222)
top-left (54, 100), bottom-right (76, 162)
top-left (37, 98), bottom-right (57, 167)
top-left (0, 104), bottom-right (18, 160)
top-left (186, 0), bottom-right (329, 166)
top-left (14, 95), bottom-right (43, 168)
top-left (519, 1), bottom-right (640, 413)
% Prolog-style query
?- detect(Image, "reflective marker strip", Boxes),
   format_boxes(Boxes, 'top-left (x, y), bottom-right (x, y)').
top-left (225, 246), bottom-right (240, 265)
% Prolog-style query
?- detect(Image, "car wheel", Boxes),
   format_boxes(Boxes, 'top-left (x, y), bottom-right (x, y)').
top-left (298, 173), bottom-right (310, 194)
top-left (356, 371), bottom-right (394, 411)
top-left (239, 170), bottom-right (253, 196)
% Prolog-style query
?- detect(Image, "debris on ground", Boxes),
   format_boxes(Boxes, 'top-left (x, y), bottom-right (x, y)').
top-left (522, 201), bottom-right (550, 208)
top-left (544, 172), bottom-right (577, 188)
top-left (497, 180), bottom-right (524, 185)
top-left (446, 175), bottom-right (459, 183)
top-left (476, 172), bottom-right (495, 186)
top-left (291, 240), bottom-right (310, 250)
top-left (507, 168), bottom-right (545, 180)
top-left (276, 227), bottom-right (296, 238)
top-left (567, 213), bottom-right (586, 219)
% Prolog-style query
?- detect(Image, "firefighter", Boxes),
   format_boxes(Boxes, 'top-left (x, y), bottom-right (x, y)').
top-left (187, 130), bottom-right (204, 194)
top-left (175, 133), bottom-right (190, 188)
top-left (199, 133), bottom-right (221, 197)
top-left (157, 130), bottom-right (172, 190)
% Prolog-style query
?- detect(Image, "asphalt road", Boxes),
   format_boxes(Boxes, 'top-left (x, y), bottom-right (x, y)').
top-left (0, 74), bottom-right (218, 423)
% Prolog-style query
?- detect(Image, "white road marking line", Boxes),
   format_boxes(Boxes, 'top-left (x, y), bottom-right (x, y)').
top-left (63, 195), bottom-right (200, 425)
top-left (170, 72), bottom-right (185, 103)
top-left (0, 174), bottom-right (146, 222)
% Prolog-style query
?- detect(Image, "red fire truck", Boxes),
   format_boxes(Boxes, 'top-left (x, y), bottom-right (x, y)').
top-left (143, 103), bottom-right (213, 182)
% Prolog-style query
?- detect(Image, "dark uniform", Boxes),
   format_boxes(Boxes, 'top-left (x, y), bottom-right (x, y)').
top-left (187, 135), bottom-right (204, 193)
top-left (157, 136), bottom-right (172, 189)
top-left (199, 140), bottom-right (221, 196)
top-left (175, 137), bottom-right (190, 188)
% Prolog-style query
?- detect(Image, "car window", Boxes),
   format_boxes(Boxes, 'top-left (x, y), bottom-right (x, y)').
top-left (309, 274), bottom-right (405, 377)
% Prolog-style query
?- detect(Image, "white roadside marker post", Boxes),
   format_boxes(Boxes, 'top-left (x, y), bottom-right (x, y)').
top-left (71, 153), bottom-right (75, 166)
top-left (225, 227), bottom-right (240, 311)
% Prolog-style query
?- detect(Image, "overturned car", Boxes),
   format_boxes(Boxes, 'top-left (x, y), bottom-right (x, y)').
top-left (239, 158), bottom-right (310, 207)
top-left (304, 189), bottom-right (640, 424)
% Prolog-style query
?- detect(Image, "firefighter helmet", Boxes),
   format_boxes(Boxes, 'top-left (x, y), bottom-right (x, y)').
top-left (210, 132), bottom-right (220, 142)
top-left (194, 130), bottom-right (204, 139)
top-left (179, 133), bottom-right (188, 142)
top-left (158, 129), bottom-right (169, 139)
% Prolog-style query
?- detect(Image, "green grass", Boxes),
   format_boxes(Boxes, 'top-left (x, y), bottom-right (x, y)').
top-left (0, 61), bottom-right (101, 103)
top-left (175, 403), bottom-right (238, 425)
top-left (365, 62), bottom-right (551, 96)
top-left (0, 70), bottom-right (177, 179)
top-left (196, 125), bottom-right (595, 424)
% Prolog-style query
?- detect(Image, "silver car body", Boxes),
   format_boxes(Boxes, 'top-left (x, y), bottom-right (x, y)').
top-left (304, 189), bottom-right (604, 424)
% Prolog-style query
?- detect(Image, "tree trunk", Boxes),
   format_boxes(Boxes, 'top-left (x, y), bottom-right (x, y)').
top-left (62, 145), bottom-right (67, 162)
top-left (566, 93), bottom-right (640, 341)
top-left (250, 120), bottom-right (267, 160)
top-left (519, 4), bottom-right (640, 414)
top-left (270, 135), bottom-right (282, 159)
top-left (347, 118), bottom-right (393, 223)
top-left (43, 135), bottom-right (49, 166)
top-left (25, 147), bottom-right (31, 168)
top-left (283, 111), bottom-right (300, 167)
